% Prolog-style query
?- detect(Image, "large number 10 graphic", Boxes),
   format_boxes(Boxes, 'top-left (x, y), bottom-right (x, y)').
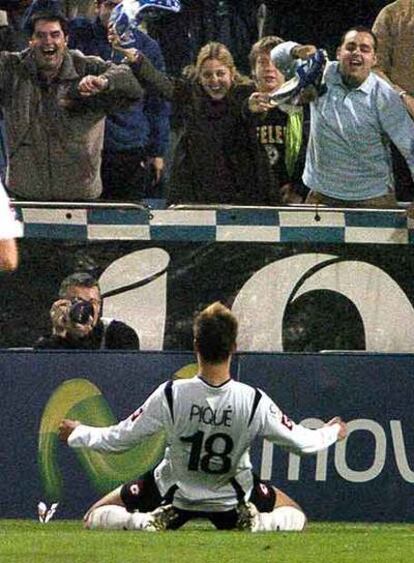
top-left (180, 431), bottom-right (234, 474)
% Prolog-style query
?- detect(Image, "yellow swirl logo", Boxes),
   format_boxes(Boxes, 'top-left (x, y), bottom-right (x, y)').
top-left (38, 378), bottom-right (166, 500)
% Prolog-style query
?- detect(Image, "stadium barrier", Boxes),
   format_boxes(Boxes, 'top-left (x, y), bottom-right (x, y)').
top-left (1, 349), bottom-right (413, 521)
top-left (2, 203), bottom-right (414, 352)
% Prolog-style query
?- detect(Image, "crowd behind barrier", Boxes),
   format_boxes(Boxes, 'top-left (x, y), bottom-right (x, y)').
top-left (0, 1), bottom-right (413, 206)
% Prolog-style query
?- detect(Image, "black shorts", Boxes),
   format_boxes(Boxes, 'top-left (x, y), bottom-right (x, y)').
top-left (120, 472), bottom-right (276, 530)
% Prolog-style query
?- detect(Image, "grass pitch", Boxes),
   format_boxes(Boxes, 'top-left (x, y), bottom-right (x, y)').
top-left (1, 520), bottom-right (413, 563)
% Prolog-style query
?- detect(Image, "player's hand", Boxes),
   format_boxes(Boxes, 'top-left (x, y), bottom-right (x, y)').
top-left (58, 419), bottom-right (80, 443)
top-left (291, 44), bottom-right (317, 60)
top-left (326, 416), bottom-right (347, 441)
top-left (78, 75), bottom-right (109, 96)
top-left (248, 92), bottom-right (273, 113)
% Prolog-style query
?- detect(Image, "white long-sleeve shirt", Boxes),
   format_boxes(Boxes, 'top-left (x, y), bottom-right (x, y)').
top-left (69, 376), bottom-right (340, 512)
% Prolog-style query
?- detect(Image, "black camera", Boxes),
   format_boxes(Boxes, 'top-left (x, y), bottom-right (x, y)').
top-left (68, 299), bottom-right (94, 325)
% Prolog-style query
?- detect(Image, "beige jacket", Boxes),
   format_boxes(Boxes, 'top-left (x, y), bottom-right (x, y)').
top-left (0, 49), bottom-right (142, 200)
top-left (372, 0), bottom-right (414, 94)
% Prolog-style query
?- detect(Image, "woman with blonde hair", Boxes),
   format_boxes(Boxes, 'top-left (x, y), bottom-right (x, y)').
top-left (113, 38), bottom-right (272, 206)
top-left (185, 41), bottom-right (250, 86)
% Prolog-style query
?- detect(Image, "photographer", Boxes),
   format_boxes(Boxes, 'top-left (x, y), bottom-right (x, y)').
top-left (35, 272), bottom-right (139, 350)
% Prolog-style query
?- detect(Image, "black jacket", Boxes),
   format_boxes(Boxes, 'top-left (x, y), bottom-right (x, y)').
top-left (34, 318), bottom-right (139, 350)
top-left (132, 56), bottom-right (273, 206)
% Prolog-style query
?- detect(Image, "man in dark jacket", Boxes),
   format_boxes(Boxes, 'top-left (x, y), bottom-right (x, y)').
top-left (35, 272), bottom-right (140, 349)
top-left (69, 0), bottom-right (170, 201)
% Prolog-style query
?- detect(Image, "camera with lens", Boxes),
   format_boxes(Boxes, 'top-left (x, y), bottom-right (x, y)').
top-left (68, 299), bottom-right (94, 325)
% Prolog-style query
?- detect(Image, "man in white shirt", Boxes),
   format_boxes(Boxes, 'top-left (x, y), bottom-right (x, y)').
top-left (271, 27), bottom-right (414, 207)
top-left (0, 180), bottom-right (21, 271)
top-left (59, 302), bottom-right (347, 532)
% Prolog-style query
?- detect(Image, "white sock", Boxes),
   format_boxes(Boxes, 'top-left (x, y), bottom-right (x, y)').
top-left (253, 506), bottom-right (306, 532)
top-left (86, 505), bottom-right (156, 532)
top-left (86, 505), bottom-right (133, 530)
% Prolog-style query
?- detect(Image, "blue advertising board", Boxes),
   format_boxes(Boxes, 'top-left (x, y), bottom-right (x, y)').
top-left (241, 353), bottom-right (414, 522)
top-left (1, 350), bottom-right (413, 522)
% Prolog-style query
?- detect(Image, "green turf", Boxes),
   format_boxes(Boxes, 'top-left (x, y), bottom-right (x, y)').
top-left (1, 520), bottom-right (413, 563)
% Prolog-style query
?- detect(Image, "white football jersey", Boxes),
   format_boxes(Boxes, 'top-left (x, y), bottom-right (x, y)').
top-left (69, 376), bottom-right (340, 511)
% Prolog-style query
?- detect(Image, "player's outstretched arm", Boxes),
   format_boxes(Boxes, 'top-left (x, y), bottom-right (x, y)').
top-left (269, 415), bottom-right (346, 454)
top-left (257, 393), bottom-right (347, 454)
top-left (58, 382), bottom-right (169, 452)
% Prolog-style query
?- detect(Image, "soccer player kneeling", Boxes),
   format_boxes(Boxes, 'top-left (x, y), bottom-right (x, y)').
top-left (59, 302), bottom-right (347, 532)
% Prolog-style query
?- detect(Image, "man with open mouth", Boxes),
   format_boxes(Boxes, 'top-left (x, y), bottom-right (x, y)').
top-left (0, 7), bottom-right (142, 201)
top-left (271, 27), bottom-right (414, 210)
